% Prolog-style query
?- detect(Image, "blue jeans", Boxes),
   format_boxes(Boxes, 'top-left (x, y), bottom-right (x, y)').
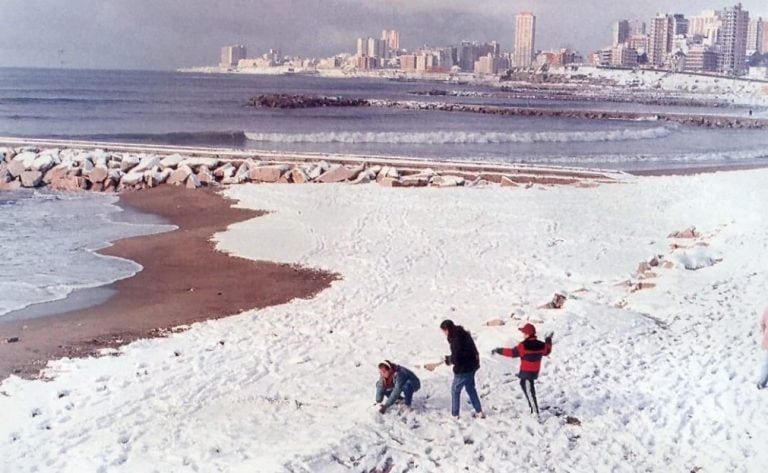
top-left (377, 380), bottom-right (418, 406)
top-left (451, 371), bottom-right (482, 416)
top-left (759, 351), bottom-right (768, 389)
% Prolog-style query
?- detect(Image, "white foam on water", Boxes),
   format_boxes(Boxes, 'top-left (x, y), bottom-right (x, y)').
top-left (0, 190), bottom-right (173, 317)
top-left (245, 126), bottom-right (674, 145)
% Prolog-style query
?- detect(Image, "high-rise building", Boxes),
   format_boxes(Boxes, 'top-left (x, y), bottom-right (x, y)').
top-left (672, 14), bottom-right (689, 36)
top-left (685, 46), bottom-right (719, 72)
top-left (366, 37), bottom-right (388, 59)
top-left (630, 20), bottom-right (647, 36)
top-left (747, 18), bottom-right (762, 54)
top-left (356, 38), bottom-right (366, 57)
top-left (613, 20), bottom-right (631, 46)
top-left (514, 12), bottom-right (536, 67)
top-left (761, 20), bottom-right (768, 54)
top-left (648, 14), bottom-right (674, 67)
top-left (690, 10), bottom-right (721, 37)
top-left (719, 3), bottom-right (750, 75)
top-left (381, 30), bottom-right (400, 52)
top-left (611, 45), bottom-right (638, 66)
top-left (220, 45), bottom-right (247, 68)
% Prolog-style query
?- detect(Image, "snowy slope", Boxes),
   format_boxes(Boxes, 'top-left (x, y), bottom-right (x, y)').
top-left (2, 171), bottom-right (768, 472)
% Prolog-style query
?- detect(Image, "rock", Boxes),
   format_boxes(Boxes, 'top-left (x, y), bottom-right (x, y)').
top-left (120, 171), bottom-right (144, 187)
top-left (307, 163), bottom-right (327, 180)
top-left (213, 162), bottom-right (236, 178)
top-left (649, 256), bottom-right (660, 267)
top-left (120, 155), bottom-right (141, 172)
top-left (31, 154), bottom-right (56, 172)
top-left (233, 161), bottom-right (251, 182)
top-left (81, 159), bottom-right (94, 173)
top-left (291, 167), bottom-right (311, 184)
top-left (159, 154), bottom-right (185, 169)
top-left (249, 164), bottom-right (289, 183)
top-left (351, 169), bottom-right (374, 184)
top-left (168, 165), bottom-right (194, 185)
top-left (6, 160), bottom-right (25, 178)
top-left (485, 319), bottom-right (506, 327)
top-left (179, 157), bottom-right (220, 170)
top-left (317, 165), bottom-right (363, 183)
top-left (108, 159), bottom-right (122, 169)
top-left (197, 166), bottom-right (215, 185)
top-left (400, 174), bottom-right (430, 187)
top-left (431, 175), bottom-right (465, 187)
top-left (185, 173), bottom-right (201, 189)
top-left (500, 176), bottom-right (519, 187)
top-left (0, 164), bottom-right (11, 183)
top-left (145, 168), bottom-right (171, 187)
top-left (540, 293), bottom-right (566, 309)
top-left (132, 155), bottom-right (161, 173)
top-left (0, 180), bottom-right (22, 191)
top-left (668, 226), bottom-right (699, 239)
top-left (50, 175), bottom-right (87, 192)
top-left (377, 177), bottom-right (402, 188)
top-left (378, 166), bottom-right (399, 179)
top-left (88, 166), bottom-right (109, 184)
top-left (5, 337), bottom-right (20, 343)
top-left (20, 170), bottom-right (43, 188)
top-left (43, 164), bottom-right (70, 184)
top-left (565, 416), bottom-right (581, 426)
top-left (636, 261), bottom-right (651, 275)
top-left (13, 151), bottom-right (37, 169)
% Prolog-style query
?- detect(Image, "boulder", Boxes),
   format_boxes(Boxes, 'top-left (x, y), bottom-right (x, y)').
top-left (0, 164), bottom-right (11, 183)
top-left (378, 166), bottom-right (399, 179)
top-left (317, 165), bottom-right (362, 183)
top-left (377, 177), bottom-right (402, 188)
top-left (120, 155), bottom-right (141, 172)
top-left (291, 167), bottom-right (311, 184)
top-left (7, 159), bottom-right (25, 178)
top-left (668, 226), bottom-right (699, 239)
top-left (197, 166), bottom-right (215, 185)
top-left (351, 170), bottom-right (374, 185)
top-left (88, 166), bottom-right (109, 184)
top-left (120, 171), bottom-right (144, 187)
top-left (307, 163), bottom-right (327, 180)
top-left (13, 151), bottom-right (37, 169)
top-left (500, 176), bottom-right (519, 187)
top-left (213, 162), bottom-right (236, 178)
top-left (249, 164), bottom-right (289, 183)
top-left (108, 159), bottom-right (122, 169)
top-left (145, 168), bottom-right (171, 187)
top-left (159, 154), bottom-right (185, 169)
top-left (185, 173), bottom-right (202, 189)
top-left (31, 154), bottom-right (56, 172)
top-left (399, 175), bottom-right (430, 187)
top-left (20, 170), bottom-right (43, 188)
top-left (0, 180), bottom-right (22, 191)
top-left (43, 163), bottom-right (71, 184)
top-left (168, 165), bottom-right (194, 185)
top-left (233, 161), bottom-right (251, 182)
top-left (132, 155), bottom-right (161, 173)
top-left (431, 175), bottom-right (465, 187)
top-left (179, 157), bottom-right (220, 170)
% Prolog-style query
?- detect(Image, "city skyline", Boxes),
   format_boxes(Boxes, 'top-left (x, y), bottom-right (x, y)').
top-left (1, 0), bottom-right (768, 70)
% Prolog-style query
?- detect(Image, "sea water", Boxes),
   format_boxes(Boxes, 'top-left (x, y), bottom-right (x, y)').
top-left (0, 190), bottom-right (172, 317)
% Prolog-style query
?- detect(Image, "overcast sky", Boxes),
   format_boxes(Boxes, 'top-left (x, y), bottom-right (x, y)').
top-left (1, 0), bottom-right (766, 70)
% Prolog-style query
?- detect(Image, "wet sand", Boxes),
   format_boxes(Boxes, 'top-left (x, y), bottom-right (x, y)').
top-left (0, 186), bottom-right (338, 379)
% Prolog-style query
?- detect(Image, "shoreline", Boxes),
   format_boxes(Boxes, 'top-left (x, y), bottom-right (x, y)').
top-left (0, 186), bottom-right (338, 380)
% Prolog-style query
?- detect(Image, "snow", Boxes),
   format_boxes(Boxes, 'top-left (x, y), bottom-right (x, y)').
top-left (2, 170), bottom-right (768, 472)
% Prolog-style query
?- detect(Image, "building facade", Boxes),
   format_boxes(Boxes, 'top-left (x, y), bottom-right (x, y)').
top-left (613, 20), bottom-right (630, 46)
top-left (719, 3), bottom-right (749, 75)
top-left (514, 12), bottom-right (536, 67)
top-left (648, 14), bottom-right (674, 67)
top-left (220, 45), bottom-right (247, 68)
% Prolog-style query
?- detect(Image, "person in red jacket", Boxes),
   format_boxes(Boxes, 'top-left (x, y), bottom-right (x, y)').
top-left (492, 323), bottom-right (553, 416)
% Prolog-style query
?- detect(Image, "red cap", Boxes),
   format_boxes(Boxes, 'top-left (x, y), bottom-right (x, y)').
top-left (519, 323), bottom-right (536, 337)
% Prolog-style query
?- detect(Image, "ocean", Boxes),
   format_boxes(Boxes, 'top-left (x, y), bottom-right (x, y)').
top-left (1, 67), bottom-right (767, 318)
top-left (2, 67), bottom-right (768, 171)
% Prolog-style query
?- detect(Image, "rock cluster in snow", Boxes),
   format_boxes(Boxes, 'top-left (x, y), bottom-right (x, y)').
top-left (0, 146), bottom-right (601, 193)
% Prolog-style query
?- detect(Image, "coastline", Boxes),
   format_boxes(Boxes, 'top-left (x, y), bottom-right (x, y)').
top-left (0, 186), bottom-right (337, 379)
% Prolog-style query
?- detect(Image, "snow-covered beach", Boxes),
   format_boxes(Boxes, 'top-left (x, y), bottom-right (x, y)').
top-left (2, 168), bottom-right (767, 472)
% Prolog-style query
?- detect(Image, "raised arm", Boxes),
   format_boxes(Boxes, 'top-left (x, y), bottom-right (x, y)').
top-left (492, 347), bottom-right (521, 358)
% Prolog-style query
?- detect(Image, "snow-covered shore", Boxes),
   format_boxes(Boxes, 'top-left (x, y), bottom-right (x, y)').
top-left (2, 169), bottom-right (768, 472)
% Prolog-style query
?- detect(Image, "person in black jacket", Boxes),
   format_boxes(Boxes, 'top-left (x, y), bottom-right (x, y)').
top-left (440, 319), bottom-right (484, 418)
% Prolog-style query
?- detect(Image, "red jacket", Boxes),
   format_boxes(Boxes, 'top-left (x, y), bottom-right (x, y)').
top-left (499, 337), bottom-right (552, 376)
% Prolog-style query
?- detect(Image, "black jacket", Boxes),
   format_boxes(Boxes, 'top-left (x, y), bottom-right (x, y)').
top-left (446, 326), bottom-right (480, 374)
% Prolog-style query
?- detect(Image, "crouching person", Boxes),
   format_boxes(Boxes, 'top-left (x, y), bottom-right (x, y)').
top-left (376, 360), bottom-right (421, 414)
top-left (492, 323), bottom-right (552, 416)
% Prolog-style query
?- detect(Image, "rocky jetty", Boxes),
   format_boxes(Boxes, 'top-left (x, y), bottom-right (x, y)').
top-left (0, 144), bottom-right (617, 194)
top-left (247, 94), bottom-right (370, 109)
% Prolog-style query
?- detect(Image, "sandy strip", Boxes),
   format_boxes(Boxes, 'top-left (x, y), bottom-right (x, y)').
top-left (0, 186), bottom-right (337, 379)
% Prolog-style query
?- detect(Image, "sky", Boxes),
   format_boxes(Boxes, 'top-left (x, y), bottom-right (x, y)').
top-left (1, 0), bottom-right (766, 70)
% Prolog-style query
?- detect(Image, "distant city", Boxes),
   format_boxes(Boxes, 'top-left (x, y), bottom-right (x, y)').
top-left (216, 3), bottom-right (768, 80)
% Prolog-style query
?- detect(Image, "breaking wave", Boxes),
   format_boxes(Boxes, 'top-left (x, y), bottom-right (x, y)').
top-left (245, 127), bottom-right (674, 145)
